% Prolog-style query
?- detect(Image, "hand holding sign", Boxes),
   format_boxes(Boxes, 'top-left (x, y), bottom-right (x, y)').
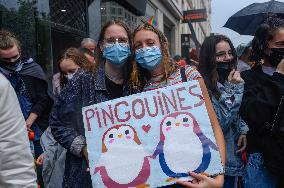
top-left (83, 81), bottom-right (223, 187)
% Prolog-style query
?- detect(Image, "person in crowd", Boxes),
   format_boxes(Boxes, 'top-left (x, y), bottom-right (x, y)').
top-left (53, 47), bottom-right (96, 97)
top-left (0, 73), bottom-right (37, 187)
top-left (50, 20), bottom-right (133, 188)
top-left (198, 34), bottom-right (248, 188)
top-left (131, 23), bottom-right (226, 188)
top-left (240, 16), bottom-right (284, 188)
top-left (52, 48), bottom-right (93, 97)
top-left (236, 43), bottom-right (252, 72)
top-left (81, 38), bottom-right (96, 53)
top-left (0, 30), bottom-right (53, 187)
top-left (173, 54), bottom-right (186, 67)
top-left (38, 47), bottom-right (96, 188)
top-left (79, 47), bottom-right (96, 64)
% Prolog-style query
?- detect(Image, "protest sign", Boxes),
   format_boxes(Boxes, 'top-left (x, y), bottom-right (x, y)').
top-left (82, 80), bottom-right (223, 187)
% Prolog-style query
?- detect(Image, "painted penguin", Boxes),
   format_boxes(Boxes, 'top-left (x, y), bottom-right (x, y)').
top-left (152, 112), bottom-right (218, 178)
top-left (94, 124), bottom-right (150, 188)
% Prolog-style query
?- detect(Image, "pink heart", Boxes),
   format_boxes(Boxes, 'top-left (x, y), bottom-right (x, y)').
top-left (142, 124), bottom-right (151, 133)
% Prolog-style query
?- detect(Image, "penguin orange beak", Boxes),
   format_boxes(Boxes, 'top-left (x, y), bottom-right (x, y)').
top-left (118, 134), bottom-right (122, 138)
top-left (175, 122), bottom-right (181, 126)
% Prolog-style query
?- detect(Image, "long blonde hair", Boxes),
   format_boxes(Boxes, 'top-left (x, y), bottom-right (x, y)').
top-left (130, 23), bottom-right (179, 90)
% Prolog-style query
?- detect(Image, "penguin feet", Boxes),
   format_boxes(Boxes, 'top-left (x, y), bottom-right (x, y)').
top-left (136, 183), bottom-right (150, 188)
top-left (165, 177), bottom-right (178, 182)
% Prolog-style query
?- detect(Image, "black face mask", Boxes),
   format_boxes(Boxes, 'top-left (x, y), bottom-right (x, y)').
top-left (266, 48), bottom-right (284, 67)
top-left (0, 57), bottom-right (22, 71)
top-left (216, 61), bottom-right (232, 84)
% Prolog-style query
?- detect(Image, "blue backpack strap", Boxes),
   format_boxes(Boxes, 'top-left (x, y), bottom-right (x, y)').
top-left (180, 67), bottom-right (187, 82)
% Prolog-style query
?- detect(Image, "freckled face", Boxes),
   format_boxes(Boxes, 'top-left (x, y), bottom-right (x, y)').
top-left (133, 30), bottom-right (161, 51)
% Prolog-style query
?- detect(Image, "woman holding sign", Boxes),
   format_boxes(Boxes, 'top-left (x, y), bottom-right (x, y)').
top-left (131, 23), bottom-right (226, 188)
top-left (198, 35), bottom-right (249, 188)
top-left (50, 20), bottom-right (133, 188)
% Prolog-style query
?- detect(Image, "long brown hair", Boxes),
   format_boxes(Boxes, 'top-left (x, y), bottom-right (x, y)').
top-left (57, 47), bottom-right (95, 88)
top-left (95, 20), bottom-right (133, 79)
top-left (130, 23), bottom-right (179, 90)
top-left (198, 35), bottom-right (237, 99)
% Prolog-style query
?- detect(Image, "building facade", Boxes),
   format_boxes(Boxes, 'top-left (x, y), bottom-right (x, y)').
top-left (100, 0), bottom-right (183, 56)
top-left (178, 0), bottom-right (212, 45)
top-left (171, 0), bottom-right (212, 60)
top-left (0, 0), bottom-right (146, 83)
top-left (0, 0), bottom-right (211, 80)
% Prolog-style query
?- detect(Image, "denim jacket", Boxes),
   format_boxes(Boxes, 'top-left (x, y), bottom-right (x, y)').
top-left (211, 82), bottom-right (249, 176)
top-left (50, 63), bottom-right (129, 188)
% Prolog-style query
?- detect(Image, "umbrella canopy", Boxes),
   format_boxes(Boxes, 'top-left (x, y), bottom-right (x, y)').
top-left (224, 0), bottom-right (284, 35)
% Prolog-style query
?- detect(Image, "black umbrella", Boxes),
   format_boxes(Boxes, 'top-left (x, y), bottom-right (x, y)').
top-left (224, 0), bottom-right (284, 35)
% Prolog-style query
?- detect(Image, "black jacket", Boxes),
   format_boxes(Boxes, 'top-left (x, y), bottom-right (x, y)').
top-left (240, 65), bottom-right (284, 153)
top-left (50, 65), bottom-right (130, 188)
top-left (22, 74), bottom-right (53, 131)
top-left (0, 59), bottom-right (53, 131)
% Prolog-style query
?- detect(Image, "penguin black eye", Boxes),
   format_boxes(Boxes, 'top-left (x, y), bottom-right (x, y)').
top-left (125, 130), bottom-right (129, 135)
top-left (166, 121), bottom-right (171, 126)
top-left (109, 134), bottom-right (113, 138)
top-left (183, 118), bottom-right (188, 122)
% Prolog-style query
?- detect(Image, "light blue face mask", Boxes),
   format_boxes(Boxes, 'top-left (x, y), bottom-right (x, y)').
top-left (135, 46), bottom-right (162, 70)
top-left (103, 43), bottom-right (130, 66)
top-left (64, 70), bottom-right (77, 80)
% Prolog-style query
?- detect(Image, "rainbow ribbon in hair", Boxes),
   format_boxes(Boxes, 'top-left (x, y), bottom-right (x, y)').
top-left (148, 16), bottom-right (157, 26)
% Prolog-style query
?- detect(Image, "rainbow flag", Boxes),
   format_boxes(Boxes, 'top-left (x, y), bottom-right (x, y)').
top-left (148, 16), bottom-right (157, 26)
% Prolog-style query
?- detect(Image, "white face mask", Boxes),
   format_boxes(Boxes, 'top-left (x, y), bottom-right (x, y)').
top-left (64, 72), bottom-right (76, 80)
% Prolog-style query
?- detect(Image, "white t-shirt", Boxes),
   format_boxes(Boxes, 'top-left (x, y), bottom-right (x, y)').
top-left (0, 73), bottom-right (37, 187)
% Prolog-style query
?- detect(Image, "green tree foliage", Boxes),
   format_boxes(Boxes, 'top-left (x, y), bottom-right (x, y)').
top-left (0, 0), bottom-right (36, 58)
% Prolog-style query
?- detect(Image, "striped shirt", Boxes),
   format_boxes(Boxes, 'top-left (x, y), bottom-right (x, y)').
top-left (143, 65), bottom-right (201, 91)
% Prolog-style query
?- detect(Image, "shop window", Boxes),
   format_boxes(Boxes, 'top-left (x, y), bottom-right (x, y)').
top-left (101, 16), bottom-right (107, 25)
top-left (110, 7), bottom-right (115, 15)
top-left (117, 8), bottom-right (122, 15)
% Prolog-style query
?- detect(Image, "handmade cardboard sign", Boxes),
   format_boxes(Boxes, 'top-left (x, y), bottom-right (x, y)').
top-left (82, 80), bottom-right (223, 188)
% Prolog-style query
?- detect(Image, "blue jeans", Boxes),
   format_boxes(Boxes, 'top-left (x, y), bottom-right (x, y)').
top-left (243, 153), bottom-right (277, 188)
top-left (224, 175), bottom-right (238, 188)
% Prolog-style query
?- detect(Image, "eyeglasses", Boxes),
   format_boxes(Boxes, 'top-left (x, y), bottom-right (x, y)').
top-left (103, 37), bottom-right (129, 45)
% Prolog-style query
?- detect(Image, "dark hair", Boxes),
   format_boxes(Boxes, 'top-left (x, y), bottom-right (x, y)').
top-left (173, 55), bottom-right (182, 62)
top-left (130, 23), bottom-right (179, 90)
top-left (242, 46), bottom-right (251, 57)
top-left (57, 47), bottom-right (95, 88)
top-left (95, 19), bottom-right (133, 79)
top-left (198, 34), bottom-right (237, 99)
top-left (251, 16), bottom-right (284, 64)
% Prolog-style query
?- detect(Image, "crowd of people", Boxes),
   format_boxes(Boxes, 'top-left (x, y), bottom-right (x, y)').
top-left (0, 15), bottom-right (283, 188)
